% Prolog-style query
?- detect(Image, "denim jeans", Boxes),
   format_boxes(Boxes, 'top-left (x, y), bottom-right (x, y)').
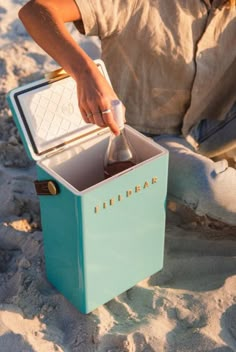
top-left (190, 101), bottom-right (236, 159)
top-left (151, 103), bottom-right (236, 226)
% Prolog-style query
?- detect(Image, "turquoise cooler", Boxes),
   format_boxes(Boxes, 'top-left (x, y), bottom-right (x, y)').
top-left (7, 60), bottom-right (169, 314)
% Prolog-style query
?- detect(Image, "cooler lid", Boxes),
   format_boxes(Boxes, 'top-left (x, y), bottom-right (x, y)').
top-left (7, 59), bottom-right (111, 161)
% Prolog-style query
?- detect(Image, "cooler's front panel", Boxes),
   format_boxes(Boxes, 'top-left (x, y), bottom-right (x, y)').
top-left (78, 154), bottom-right (168, 313)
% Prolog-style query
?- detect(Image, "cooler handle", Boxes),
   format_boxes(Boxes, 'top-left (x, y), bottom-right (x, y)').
top-left (34, 180), bottom-right (59, 196)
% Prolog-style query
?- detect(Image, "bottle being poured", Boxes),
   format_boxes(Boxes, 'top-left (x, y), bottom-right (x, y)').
top-left (104, 100), bottom-right (136, 179)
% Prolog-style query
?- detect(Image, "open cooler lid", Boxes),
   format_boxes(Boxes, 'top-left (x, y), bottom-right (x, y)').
top-left (7, 59), bottom-right (111, 161)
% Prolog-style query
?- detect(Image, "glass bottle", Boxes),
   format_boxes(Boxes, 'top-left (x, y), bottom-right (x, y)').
top-left (104, 100), bottom-right (136, 179)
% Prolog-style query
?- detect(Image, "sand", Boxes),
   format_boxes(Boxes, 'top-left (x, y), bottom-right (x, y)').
top-left (0, 1), bottom-right (236, 351)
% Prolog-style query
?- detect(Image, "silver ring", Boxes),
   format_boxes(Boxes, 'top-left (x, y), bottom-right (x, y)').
top-left (86, 113), bottom-right (93, 118)
top-left (101, 109), bottom-right (112, 115)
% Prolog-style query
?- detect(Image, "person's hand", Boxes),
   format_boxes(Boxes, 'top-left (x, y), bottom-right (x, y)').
top-left (18, 0), bottom-right (124, 133)
top-left (75, 61), bottom-right (124, 135)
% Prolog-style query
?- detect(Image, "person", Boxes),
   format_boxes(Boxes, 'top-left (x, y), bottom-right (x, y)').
top-left (18, 0), bottom-right (236, 225)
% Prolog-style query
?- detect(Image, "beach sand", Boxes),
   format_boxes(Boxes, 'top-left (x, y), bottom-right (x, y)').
top-left (0, 1), bottom-right (236, 351)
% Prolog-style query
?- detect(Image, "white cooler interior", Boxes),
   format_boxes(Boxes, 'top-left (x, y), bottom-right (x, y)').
top-left (40, 126), bottom-right (165, 192)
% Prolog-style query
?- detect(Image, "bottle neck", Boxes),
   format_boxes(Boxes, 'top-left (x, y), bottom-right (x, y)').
top-left (111, 100), bottom-right (124, 130)
top-left (110, 126), bottom-right (125, 138)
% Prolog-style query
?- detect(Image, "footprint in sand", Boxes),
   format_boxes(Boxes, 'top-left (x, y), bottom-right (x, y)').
top-left (0, 306), bottom-right (64, 352)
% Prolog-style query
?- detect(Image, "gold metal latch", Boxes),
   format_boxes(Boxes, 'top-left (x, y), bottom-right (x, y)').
top-left (44, 67), bottom-right (69, 82)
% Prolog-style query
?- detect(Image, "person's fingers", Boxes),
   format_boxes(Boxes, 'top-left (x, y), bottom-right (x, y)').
top-left (79, 92), bottom-right (125, 134)
top-left (80, 106), bottom-right (91, 124)
top-left (86, 99), bottom-right (107, 127)
top-left (101, 110), bottom-right (119, 134)
top-left (79, 98), bottom-right (96, 124)
top-left (86, 101), bottom-right (101, 125)
top-left (99, 98), bottom-right (120, 135)
top-left (80, 103), bottom-right (106, 127)
top-left (93, 112), bottom-right (107, 127)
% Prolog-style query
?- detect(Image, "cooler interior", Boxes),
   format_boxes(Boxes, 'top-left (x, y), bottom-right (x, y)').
top-left (39, 126), bottom-right (166, 192)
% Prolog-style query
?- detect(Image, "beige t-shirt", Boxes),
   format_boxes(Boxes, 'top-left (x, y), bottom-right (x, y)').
top-left (74, 0), bottom-right (236, 140)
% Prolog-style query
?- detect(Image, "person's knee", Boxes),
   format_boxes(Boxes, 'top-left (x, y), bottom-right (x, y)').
top-left (167, 158), bottom-right (236, 224)
top-left (155, 136), bottom-right (236, 224)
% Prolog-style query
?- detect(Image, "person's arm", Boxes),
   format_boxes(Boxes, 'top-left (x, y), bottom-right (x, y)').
top-left (19, 0), bottom-right (120, 134)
